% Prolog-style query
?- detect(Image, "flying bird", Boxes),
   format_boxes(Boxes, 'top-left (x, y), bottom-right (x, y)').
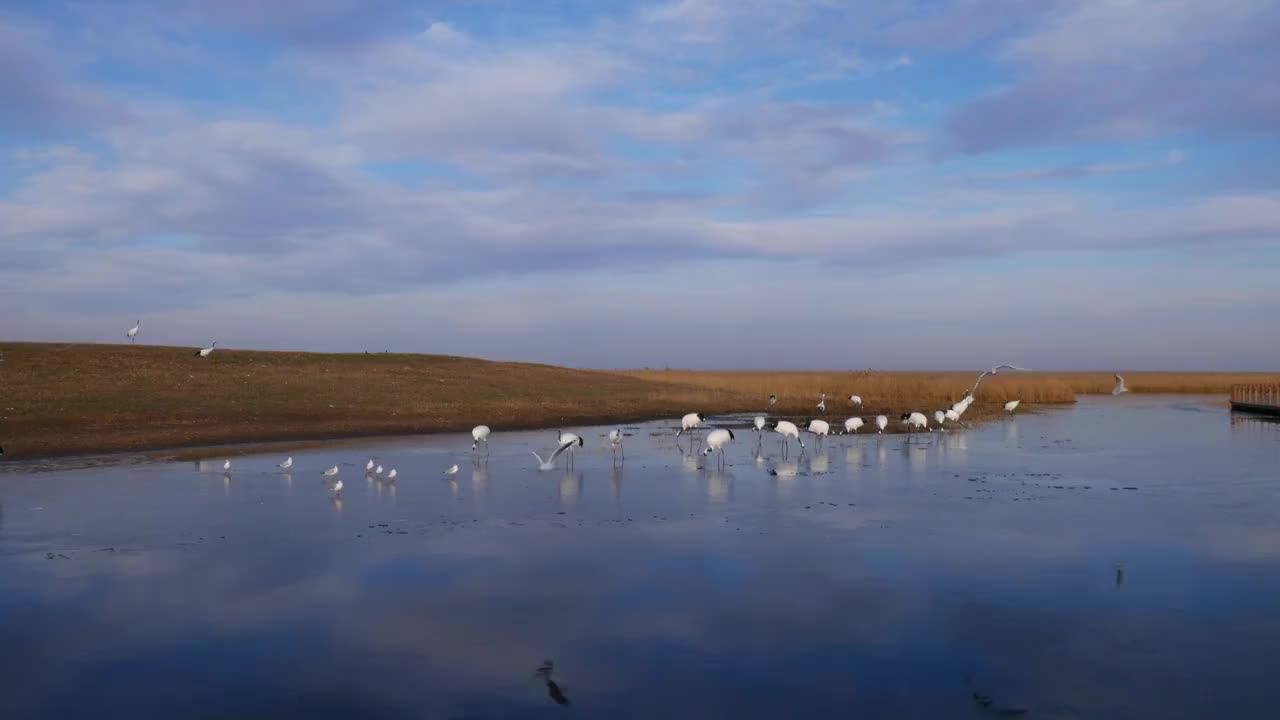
top-left (1113, 373), bottom-right (1129, 396)
top-left (127, 320), bottom-right (140, 343)
top-left (970, 364), bottom-right (1029, 396)
top-left (195, 342), bottom-right (218, 358)
top-left (532, 443), bottom-right (573, 471)
top-left (472, 425), bottom-right (491, 453)
top-left (277, 457), bottom-right (292, 470)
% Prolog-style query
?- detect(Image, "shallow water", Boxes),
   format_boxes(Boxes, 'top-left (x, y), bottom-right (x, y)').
top-left (2, 396), bottom-right (1279, 719)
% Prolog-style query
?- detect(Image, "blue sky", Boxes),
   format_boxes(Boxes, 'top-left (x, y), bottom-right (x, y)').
top-left (2, 0), bottom-right (1278, 369)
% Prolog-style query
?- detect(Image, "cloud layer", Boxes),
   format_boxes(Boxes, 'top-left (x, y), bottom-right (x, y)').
top-left (2, 1), bottom-right (1278, 368)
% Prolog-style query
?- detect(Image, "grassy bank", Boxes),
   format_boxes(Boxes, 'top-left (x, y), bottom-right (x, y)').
top-left (2, 343), bottom-right (1272, 459)
top-left (0, 343), bottom-right (751, 459)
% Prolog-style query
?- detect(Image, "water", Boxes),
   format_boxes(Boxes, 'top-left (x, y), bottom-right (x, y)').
top-left (2, 396), bottom-right (1278, 719)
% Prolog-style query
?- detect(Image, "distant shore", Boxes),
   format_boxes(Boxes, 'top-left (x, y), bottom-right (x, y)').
top-left (1, 342), bottom-right (1269, 460)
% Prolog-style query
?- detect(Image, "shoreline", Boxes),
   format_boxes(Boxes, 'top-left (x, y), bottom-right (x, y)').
top-left (4, 342), bottom-right (1259, 463)
top-left (1, 405), bottom-right (1061, 466)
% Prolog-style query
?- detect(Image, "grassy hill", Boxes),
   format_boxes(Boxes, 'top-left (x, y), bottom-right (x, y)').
top-left (0, 343), bottom-right (750, 459)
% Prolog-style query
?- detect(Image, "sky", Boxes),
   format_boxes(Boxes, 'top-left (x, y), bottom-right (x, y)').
top-left (2, 0), bottom-right (1278, 370)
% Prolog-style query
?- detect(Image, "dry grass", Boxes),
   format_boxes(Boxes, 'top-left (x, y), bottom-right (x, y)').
top-left (0, 342), bottom-right (752, 459)
top-left (1033, 372), bottom-right (1280, 395)
top-left (621, 369), bottom-right (1278, 415)
top-left (3, 342), bottom-right (1272, 460)
top-left (622, 370), bottom-right (1075, 412)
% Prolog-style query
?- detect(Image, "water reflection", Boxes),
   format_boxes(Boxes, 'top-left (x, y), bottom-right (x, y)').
top-left (844, 444), bottom-right (862, 466)
top-left (808, 452), bottom-right (829, 475)
top-left (536, 661), bottom-right (571, 707)
top-left (2, 398), bottom-right (1279, 719)
top-left (1230, 413), bottom-right (1280, 433)
top-left (706, 468), bottom-right (732, 503)
top-left (610, 463), bottom-right (623, 500)
top-left (559, 471), bottom-right (582, 504)
top-left (472, 457), bottom-right (489, 502)
top-left (680, 450), bottom-right (700, 474)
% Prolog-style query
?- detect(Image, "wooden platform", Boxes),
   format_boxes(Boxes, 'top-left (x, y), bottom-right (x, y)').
top-left (1231, 384), bottom-right (1280, 416)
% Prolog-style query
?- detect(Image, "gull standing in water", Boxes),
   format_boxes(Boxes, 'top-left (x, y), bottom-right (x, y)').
top-left (323, 466), bottom-right (339, 477)
top-left (386, 469), bottom-right (397, 480)
top-left (222, 459), bottom-right (231, 472)
top-left (278, 457), bottom-right (292, 470)
top-left (443, 464), bottom-right (459, 477)
top-left (366, 459), bottom-right (375, 473)
top-left (1113, 373), bottom-right (1129, 395)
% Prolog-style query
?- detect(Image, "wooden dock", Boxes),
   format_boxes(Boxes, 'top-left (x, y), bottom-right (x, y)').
top-left (1230, 384), bottom-right (1280, 416)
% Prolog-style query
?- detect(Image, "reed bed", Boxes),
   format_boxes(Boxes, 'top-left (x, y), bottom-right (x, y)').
top-left (619, 370), bottom-right (1277, 416)
top-left (619, 370), bottom-right (1075, 415)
